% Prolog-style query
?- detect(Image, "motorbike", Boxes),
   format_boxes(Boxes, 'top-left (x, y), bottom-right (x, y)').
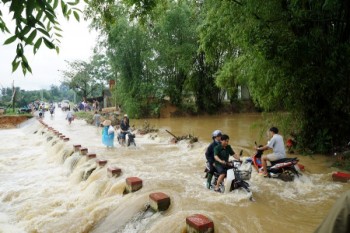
top-left (252, 142), bottom-right (302, 182)
top-left (49, 107), bottom-right (55, 116)
top-left (205, 151), bottom-right (255, 201)
top-left (118, 130), bottom-right (136, 147)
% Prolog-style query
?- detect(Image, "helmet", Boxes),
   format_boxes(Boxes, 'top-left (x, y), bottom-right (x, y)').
top-left (212, 130), bottom-right (222, 138)
top-left (124, 114), bottom-right (128, 118)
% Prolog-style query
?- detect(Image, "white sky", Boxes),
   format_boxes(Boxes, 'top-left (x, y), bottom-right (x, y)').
top-left (0, 6), bottom-right (98, 91)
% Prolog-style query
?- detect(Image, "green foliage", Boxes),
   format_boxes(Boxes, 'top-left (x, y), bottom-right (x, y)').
top-left (180, 101), bottom-right (198, 115)
top-left (152, 1), bottom-right (198, 106)
top-left (4, 108), bottom-right (31, 117)
top-left (1, 0), bottom-right (82, 74)
top-left (84, 0), bottom-right (350, 154)
top-left (333, 151), bottom-right (350, 171)
top-left (98, 5), bottom-right (162, 118)
top-left (74, 111), bottom-right (93, 124)
top-left (1, 84), bottom-right (74, 109)
top-left (60, 58), bottom-right (109, 100)
top-left (198, 0), bottom-right (350, 153)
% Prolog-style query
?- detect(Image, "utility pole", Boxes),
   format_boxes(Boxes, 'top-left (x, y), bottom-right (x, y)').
top-left (11, 80), bottom-right (16, 112)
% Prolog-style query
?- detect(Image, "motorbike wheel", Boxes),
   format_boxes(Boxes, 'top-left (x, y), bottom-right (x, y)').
top-left (279, 169), bottom-right (295, 182)
top-left (117, 135), bottom-right (123, 145)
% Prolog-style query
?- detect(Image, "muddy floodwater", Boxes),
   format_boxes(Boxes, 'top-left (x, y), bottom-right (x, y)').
top-left (0, 109), bottom-right (348, 233)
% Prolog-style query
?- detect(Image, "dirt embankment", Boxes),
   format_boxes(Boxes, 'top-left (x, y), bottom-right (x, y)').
top-left (0, 116), bottom-right (32, 129)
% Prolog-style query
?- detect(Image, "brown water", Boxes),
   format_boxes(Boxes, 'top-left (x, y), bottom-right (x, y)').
top-left (0, 110), bottom-right (348, 233)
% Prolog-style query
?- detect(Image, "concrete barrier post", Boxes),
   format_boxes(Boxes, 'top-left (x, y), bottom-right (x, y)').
top-left (186, 214), bottom-right (214, 233)
top-left (107, 167), bottom-right (122, 178)
top-left (73, 144), bottom-right (81, 152)
top-left (96, 159), bottom-right (107, 167)
top-left (149, 192), bottom-right (171, 211)
top-left (125, 177), bottom-right (143, 193)
top-left (79, 148), bottom-right (88, 155)
top-left (87, 153), bottom-right (96, 159)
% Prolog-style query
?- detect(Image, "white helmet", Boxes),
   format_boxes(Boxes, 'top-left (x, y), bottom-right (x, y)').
top-left (212, 130), bottom-right (222, 138)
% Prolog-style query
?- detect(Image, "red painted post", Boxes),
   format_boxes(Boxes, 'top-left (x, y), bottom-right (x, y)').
top-left (107, 166), bottom-right (122, 178)
top-left (96, 159), bottom-right (107, 167)
top-left (186, 214), bottom-right (214, 233)
top-left (79, 148), bottom-right (88, 155)
top-left (73, 144), bottom-right (81, 152)
top-left (149, 192), bottom-right (171, 211)
top-left (125, 177), bottom-right (143, 193)
top-left (86, 153), bottom-right (96, 159)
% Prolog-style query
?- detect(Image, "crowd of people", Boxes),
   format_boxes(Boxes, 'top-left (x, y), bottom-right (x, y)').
top-left (77, 100), bottom-right (100, 112)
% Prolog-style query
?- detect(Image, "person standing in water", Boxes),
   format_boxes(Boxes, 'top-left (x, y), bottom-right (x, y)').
top-left (102, 120), bottom-right (115, 148)
top-left (93, 111), bottom-right (101, 127)
top-left (66, 110), bottom-right (74, 125)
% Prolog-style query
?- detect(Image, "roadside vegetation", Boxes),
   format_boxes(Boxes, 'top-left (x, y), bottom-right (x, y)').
top-left (74, 111), bottom-right (94, 125)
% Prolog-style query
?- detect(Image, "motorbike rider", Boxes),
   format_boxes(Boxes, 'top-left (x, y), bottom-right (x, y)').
top-left (213, 134), bottom-right (240, 192)
top-left (49, 105), bottom-right (55, 115)
top-left (254, 127), bottom-right (286, 177)
top-left (119, 114), bottom-right (130, 145)
top-left (205, 130), bottom-right (222, 189)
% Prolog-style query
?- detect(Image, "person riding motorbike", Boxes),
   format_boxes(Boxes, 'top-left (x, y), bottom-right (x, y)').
top-left (254, 127), bottom-right (286, 177)
top-left (205, 130), bottom-right (222, 189)
top-left (119, 115), bottom-right (130, 145)
top-left (49, 105), bottom-right (55, 116)
top-left (213, 134), bottom-right (240, 192)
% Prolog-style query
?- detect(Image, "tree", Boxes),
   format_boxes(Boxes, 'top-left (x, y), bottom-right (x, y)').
top-left (152, 1), bottom-right (198, 107)
top-left (0, 0), bottom-right (82, 74)
top-left (61, 60), bottom-right (100, 101)
top-left (199, 0), bottom-right (350, 152)
top-left (107, 8), bottom-right (160, 118)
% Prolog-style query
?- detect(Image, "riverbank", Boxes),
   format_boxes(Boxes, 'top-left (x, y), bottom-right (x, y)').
top-left (0, 115), bottom-right (32, 129)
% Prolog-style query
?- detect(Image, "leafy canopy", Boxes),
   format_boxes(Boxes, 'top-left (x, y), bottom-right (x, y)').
top-left (1, 0), bottom-right (83, 74)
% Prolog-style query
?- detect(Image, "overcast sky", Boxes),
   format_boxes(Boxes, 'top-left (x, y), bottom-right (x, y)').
top-left (0, 7), bottom-right (98, 91)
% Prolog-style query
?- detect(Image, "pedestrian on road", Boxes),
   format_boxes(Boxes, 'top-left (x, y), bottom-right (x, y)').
top-left (93, 111), bottom-right (101, 127)
top-left (66, 111), bottom-right (74, 125)
top-left (102, 120), bottom-right (115, 148)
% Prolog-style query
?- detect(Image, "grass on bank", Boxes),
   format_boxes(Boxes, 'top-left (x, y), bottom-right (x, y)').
top-left (74, 111), bottom-right (94, 124)
top-left (2, 108), bottom-right (33, 117)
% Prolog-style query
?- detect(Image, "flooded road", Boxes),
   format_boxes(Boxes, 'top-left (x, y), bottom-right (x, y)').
top-left (0, 109), bottom-right (348, 233)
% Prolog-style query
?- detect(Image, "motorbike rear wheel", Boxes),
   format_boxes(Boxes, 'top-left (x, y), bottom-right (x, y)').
top-left (126, 139), bottom-right (136, 147)
top-left (279, 168), bottom-right (296, 182)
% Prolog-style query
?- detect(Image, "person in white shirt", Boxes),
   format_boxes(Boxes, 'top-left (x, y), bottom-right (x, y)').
top-left (255, 127), bottom-right (286, 176)
top-left (66, 111), bottom-right (74, 125)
